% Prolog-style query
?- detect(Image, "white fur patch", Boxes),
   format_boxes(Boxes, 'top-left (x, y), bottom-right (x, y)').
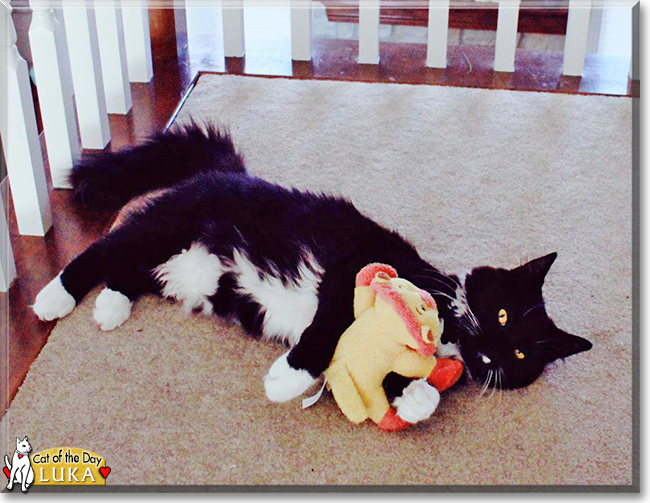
top-left (229, 249), bottom-right (323, 346)
top-left (437, 341), bottom-right (463, 362)
top-left (449, 269), bottom-right (470, 318)
top-left (451, 286), bottom-right (470, 319)
top-left (153, 242), bottom-right (223, 315)
top-left (393, 379), bottom-right (440, 424)
top-left (33, 274), bottom-right (76, 321)
top-left (264, 352), bottom-right (316, 402)
top-left (93, 288), bottom-right (133, 331)
top-left (450, 269), bottom-right (483, 339)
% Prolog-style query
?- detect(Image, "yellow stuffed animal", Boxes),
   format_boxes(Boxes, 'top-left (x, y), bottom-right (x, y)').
top-left (324, 263), bottom-right (463, 431)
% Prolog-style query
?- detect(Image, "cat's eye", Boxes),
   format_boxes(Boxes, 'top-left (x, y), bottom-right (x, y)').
top-left (514, 349), bottom-right (525, 360)
top-left (416, 304), bottom-right (427, 314)
top-left (498, 308), bottom-right (508, 326)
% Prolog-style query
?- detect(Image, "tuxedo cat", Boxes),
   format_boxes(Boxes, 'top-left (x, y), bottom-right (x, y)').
top-left (33, 124), bottom-right (592, 425)
top-left (5, 437), bottom-right (34, 492)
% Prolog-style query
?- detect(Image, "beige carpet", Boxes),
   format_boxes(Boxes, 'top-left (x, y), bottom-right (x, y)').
top-left (8, 75), bottom-right (633, 487)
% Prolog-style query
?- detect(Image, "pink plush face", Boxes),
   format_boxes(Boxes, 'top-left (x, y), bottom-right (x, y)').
top-left (370, 275), bottom-right (440, 357)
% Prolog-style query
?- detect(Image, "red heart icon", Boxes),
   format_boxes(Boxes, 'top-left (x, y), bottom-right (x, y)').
top-left (3, 467), bottom-right (9, 479)
top-left (99, 467), bottom-right (111, 479)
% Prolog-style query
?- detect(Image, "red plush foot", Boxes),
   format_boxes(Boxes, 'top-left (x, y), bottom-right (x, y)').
top-left (355, 263), bottom-right (398, 287)
top-left (428, 358), bottom-right (464, 392)
top-left (376, 408), bottom-right (412, 432)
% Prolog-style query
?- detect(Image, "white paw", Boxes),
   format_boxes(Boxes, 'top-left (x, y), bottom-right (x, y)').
top-left (264, 352), bottom-right (316, 402)
top-left (93, 288), bottom-right (133, 331)
top-left (393, 379), bottom-right (440, 424)
top-left (33, 274), bottom-right (76, 321)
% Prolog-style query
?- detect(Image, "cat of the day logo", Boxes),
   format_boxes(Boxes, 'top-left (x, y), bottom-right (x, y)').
top-left (4, 438), bottom-right (111, 492)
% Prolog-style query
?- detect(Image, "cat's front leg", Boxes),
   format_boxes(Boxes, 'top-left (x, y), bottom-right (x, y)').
top-left (392, 379), bottom-right (441, 424)
top-left (264, 268), bottom-right (355, 402)
top-left (7, 465), bottom-right (18, 490)
top-left (20, 468), bottom-right (28, 493)
top-left (382, 373), bottom-right (440, 424)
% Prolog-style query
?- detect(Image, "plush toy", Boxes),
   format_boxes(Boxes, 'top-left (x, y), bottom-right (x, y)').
top-left (324, 263), bottom-right (464, 432)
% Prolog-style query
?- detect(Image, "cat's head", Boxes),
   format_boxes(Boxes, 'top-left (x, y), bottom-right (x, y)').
top-left (450, 253), bottom-right (592, 389)
top-left (16, 437), bottom-right (31, 454)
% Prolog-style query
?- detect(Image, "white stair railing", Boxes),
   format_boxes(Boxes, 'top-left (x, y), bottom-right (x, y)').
top-left (95, 0), bottom-right (132, 114)
top-left (290, 0), bottom-right (311, 61)
top-left (122, 0), bottom-right (154, 82)
top-left (0, 3), bottom-right (52, 237)
top-left (29, 0), bottom-right (81, 188)
top-left (62, 0), bottom-right (111, 149)
top-left (426, 0), bottom-right (450, 69)
top-left (222, 0), bottom-right (245, 58)
top-left (563, 0), bottom-right (593, 76)
top-left (0, 0), bottom-right (631, 292)
top-left (0, 190), bottom-right (16, 293)
top-left (494, 0), bottom-right (521, 72)
top-left (358, 0), bottom-right (380, 64)
top-left (0, 0), bottom-right (153, 291)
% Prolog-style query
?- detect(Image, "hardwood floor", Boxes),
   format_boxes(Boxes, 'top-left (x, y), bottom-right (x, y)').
top-left (2, 7), bottom-right (636, 415)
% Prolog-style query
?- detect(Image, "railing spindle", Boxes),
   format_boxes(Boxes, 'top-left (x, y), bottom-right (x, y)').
top-left (222, 0), bottom-right (245, 58)
top-left (29, 0), bottom-right (81, 188)
top-left (122, 0), bottom-right (154, 82)
top-left (631, 2), bottom-right (639, 81)
top-left (62, 0), bottom-right (111, 149)
top-left (0, 4), bottom-right (52, 236)
top-left (0, 190), bottom-right (16, 292)
top-left (358, 0), bottom-right (380, 64)
top-left (494, 0), bottom-right (521, 72)
top-left (290, 0), bottom-right (311, 61)
top-left (426, 0), bottom-right (450, 68)
top-left (95, 0), bottom-right (132, 114)
top-left (563, 0), bottom-right (592, 76)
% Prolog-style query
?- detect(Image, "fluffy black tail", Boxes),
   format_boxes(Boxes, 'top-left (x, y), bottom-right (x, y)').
top-left (70, 123), bottom-right (247, 209)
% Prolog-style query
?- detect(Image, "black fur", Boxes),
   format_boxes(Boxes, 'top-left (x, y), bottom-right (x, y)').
top-left (70, 124), bottom-right (245, 209)
top-left (62, 123), bottom-right (592, 394)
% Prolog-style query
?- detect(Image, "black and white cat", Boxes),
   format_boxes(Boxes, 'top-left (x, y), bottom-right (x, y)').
top-left (32, 124), bottom-right (592, 425)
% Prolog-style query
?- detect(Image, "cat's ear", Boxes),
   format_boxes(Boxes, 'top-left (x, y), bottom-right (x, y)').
top-left (23, 437), bottom-right (28, 441)
top-left (16, 438), bottom-right (20, 447)
top-left (513, 252), bottom-right (557, 285)
top-left (544, 327), bottom-right (593, 361)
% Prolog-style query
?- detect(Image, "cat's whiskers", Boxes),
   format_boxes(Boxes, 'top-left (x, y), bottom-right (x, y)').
top-left (415, 283), bottom-right (481, 330)
top-left (465, 365), bottom-right (474, 383)
top-left (461, 296), bottom-right (481, 331)
top-left (460, 305), bottom-right (481, 334)
top-left (495, 368), bottom-right (505, 404)
top-left (488, 367), bottom-right (502, 400)
top-left (411, 273), bottom-right (484, 342)
top-left (410, 275), bottom-right (457, 296)
top-left (480, 370), bottom-right (493, 396)
top-left (523, 303), bottom-right (545, 318)
top-left (421, 268), bottom-right (463, 290)
top-left (456, 317), bottom-right (480, 337)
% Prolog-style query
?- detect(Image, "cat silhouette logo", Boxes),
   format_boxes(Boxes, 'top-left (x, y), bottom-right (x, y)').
top-left (4, 436), bottom-right (35, 492)
top-left (4, 441), bottom-right (110, 490)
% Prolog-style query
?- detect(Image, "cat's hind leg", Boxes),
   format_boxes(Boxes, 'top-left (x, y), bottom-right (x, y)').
top-left (94, 240), bottom-right (225, 330)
